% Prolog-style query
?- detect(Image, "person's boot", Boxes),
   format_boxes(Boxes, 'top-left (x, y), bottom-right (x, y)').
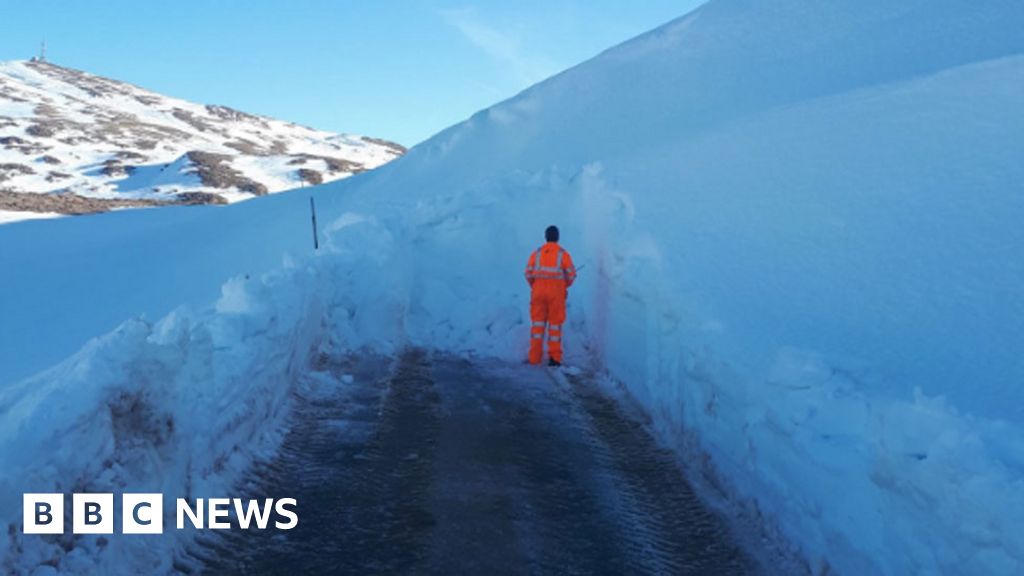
top-left (548, 358), bottom-right (561, 367)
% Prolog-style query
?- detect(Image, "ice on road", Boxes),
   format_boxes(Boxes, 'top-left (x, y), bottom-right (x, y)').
top-left (190, 350), bottom-right (761, 575)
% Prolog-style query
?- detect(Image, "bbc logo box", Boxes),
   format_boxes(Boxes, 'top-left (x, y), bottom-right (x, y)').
top-left (23, 493), bottom-right (163, 535)
top-left (23, 494), bottom-right (63, 535)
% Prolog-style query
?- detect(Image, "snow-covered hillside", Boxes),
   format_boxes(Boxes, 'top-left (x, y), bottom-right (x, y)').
top-left (1, 0), bottom-right (1022, 574)
top-left (0, 60), bottom-right (404, 218)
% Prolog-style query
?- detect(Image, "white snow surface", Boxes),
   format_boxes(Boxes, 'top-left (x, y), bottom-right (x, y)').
top-left (0, 210), bottom-right (62, 224)
top-left (1, 0), bottom-right (1023, 574)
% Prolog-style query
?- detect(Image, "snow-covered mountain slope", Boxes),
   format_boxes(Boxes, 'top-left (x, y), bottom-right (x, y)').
top-left (0, 60), bottom-right (404, 216)
top-left (1, 0), bottom-right (1023, 574)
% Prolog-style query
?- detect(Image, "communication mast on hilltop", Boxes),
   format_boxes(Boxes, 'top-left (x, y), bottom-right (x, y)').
top-left (40, 40), bottom-right (47, 62)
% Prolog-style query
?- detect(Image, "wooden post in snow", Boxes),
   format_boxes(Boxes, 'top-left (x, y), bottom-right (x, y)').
top-left (310, 196), bottom-right (319, 250)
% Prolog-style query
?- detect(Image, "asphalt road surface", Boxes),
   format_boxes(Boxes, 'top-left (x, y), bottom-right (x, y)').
top-left (190, 350), bottom-right (761, 575)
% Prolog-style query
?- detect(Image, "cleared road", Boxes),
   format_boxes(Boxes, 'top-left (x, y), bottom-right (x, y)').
top-left (192, 350), bottom-right (759, 575)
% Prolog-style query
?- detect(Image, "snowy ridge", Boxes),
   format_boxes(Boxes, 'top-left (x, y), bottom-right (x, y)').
top-left (1, 0), bottom-right (1023, 574)
top-left (0, 60), bottom-right (404, 217)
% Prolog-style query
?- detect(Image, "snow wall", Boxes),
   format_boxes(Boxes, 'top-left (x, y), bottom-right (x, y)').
top-left (1, 0), bottom-right (1023, 573)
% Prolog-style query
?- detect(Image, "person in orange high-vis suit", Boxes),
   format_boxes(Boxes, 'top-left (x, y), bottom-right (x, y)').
top-left (525, 225), bottom-right (577, 366)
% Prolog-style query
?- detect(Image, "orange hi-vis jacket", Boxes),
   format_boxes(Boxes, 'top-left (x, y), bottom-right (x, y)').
top-left (524, 242), bottom-right (576, 364)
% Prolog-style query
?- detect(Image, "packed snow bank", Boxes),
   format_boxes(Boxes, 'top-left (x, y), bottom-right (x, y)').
top-left (0, 194), bottom-right (418, 573)
top-left (0, 193), bottom-right (318, 386)
top-left (302, 1), bottom-right (1023, 573)
top-left (0, 257), bottom-right (331, 573)
top-left (1, 0), bottom-right (1022, 574)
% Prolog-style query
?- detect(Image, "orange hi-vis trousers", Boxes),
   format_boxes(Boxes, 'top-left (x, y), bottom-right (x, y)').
top-left (529, 289), bottom-right (566, 364)
top-left (525, 242), bottom-right (576, 364)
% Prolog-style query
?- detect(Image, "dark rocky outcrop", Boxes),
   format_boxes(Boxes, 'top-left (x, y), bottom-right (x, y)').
top-left (0, 189), bottom-right (160, 214)
top-left (186, 151), bottom-right (268, 196)
top-left (287, 153), bottom-right (365, 174)
top-left (0, 163), bottom-right (35, 181)
top-left (26, 123), bottom-right (57, 137)
top-left (297, 168), bottom-right (323, 185)
top-left (174, 191), bottom-right (228, 205)
top-left (206, 104), bottom-right (268, 127)
top-left (361, 136), bottom-right (407, 155)
top-left (0, 189), bottom-right (229, 215)
top-left (223, 139), bottom-right (267, 156)
top-left (99, 159), bottom-right (134, 177)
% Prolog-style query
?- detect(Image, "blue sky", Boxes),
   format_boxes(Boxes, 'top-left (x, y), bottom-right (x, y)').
top-left (0, 1), bottom-right (704, 145)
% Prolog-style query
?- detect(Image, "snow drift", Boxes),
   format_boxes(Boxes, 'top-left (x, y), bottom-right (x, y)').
top-left (1, 0), bottom-right (1022, 574)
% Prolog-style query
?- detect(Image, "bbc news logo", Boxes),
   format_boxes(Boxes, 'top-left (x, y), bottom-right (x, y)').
top-left (23, 494), bottom-right (298, 534)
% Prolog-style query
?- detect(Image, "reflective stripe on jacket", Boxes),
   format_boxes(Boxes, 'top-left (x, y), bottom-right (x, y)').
top-left (524, 242), bottom-right (576, 287)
